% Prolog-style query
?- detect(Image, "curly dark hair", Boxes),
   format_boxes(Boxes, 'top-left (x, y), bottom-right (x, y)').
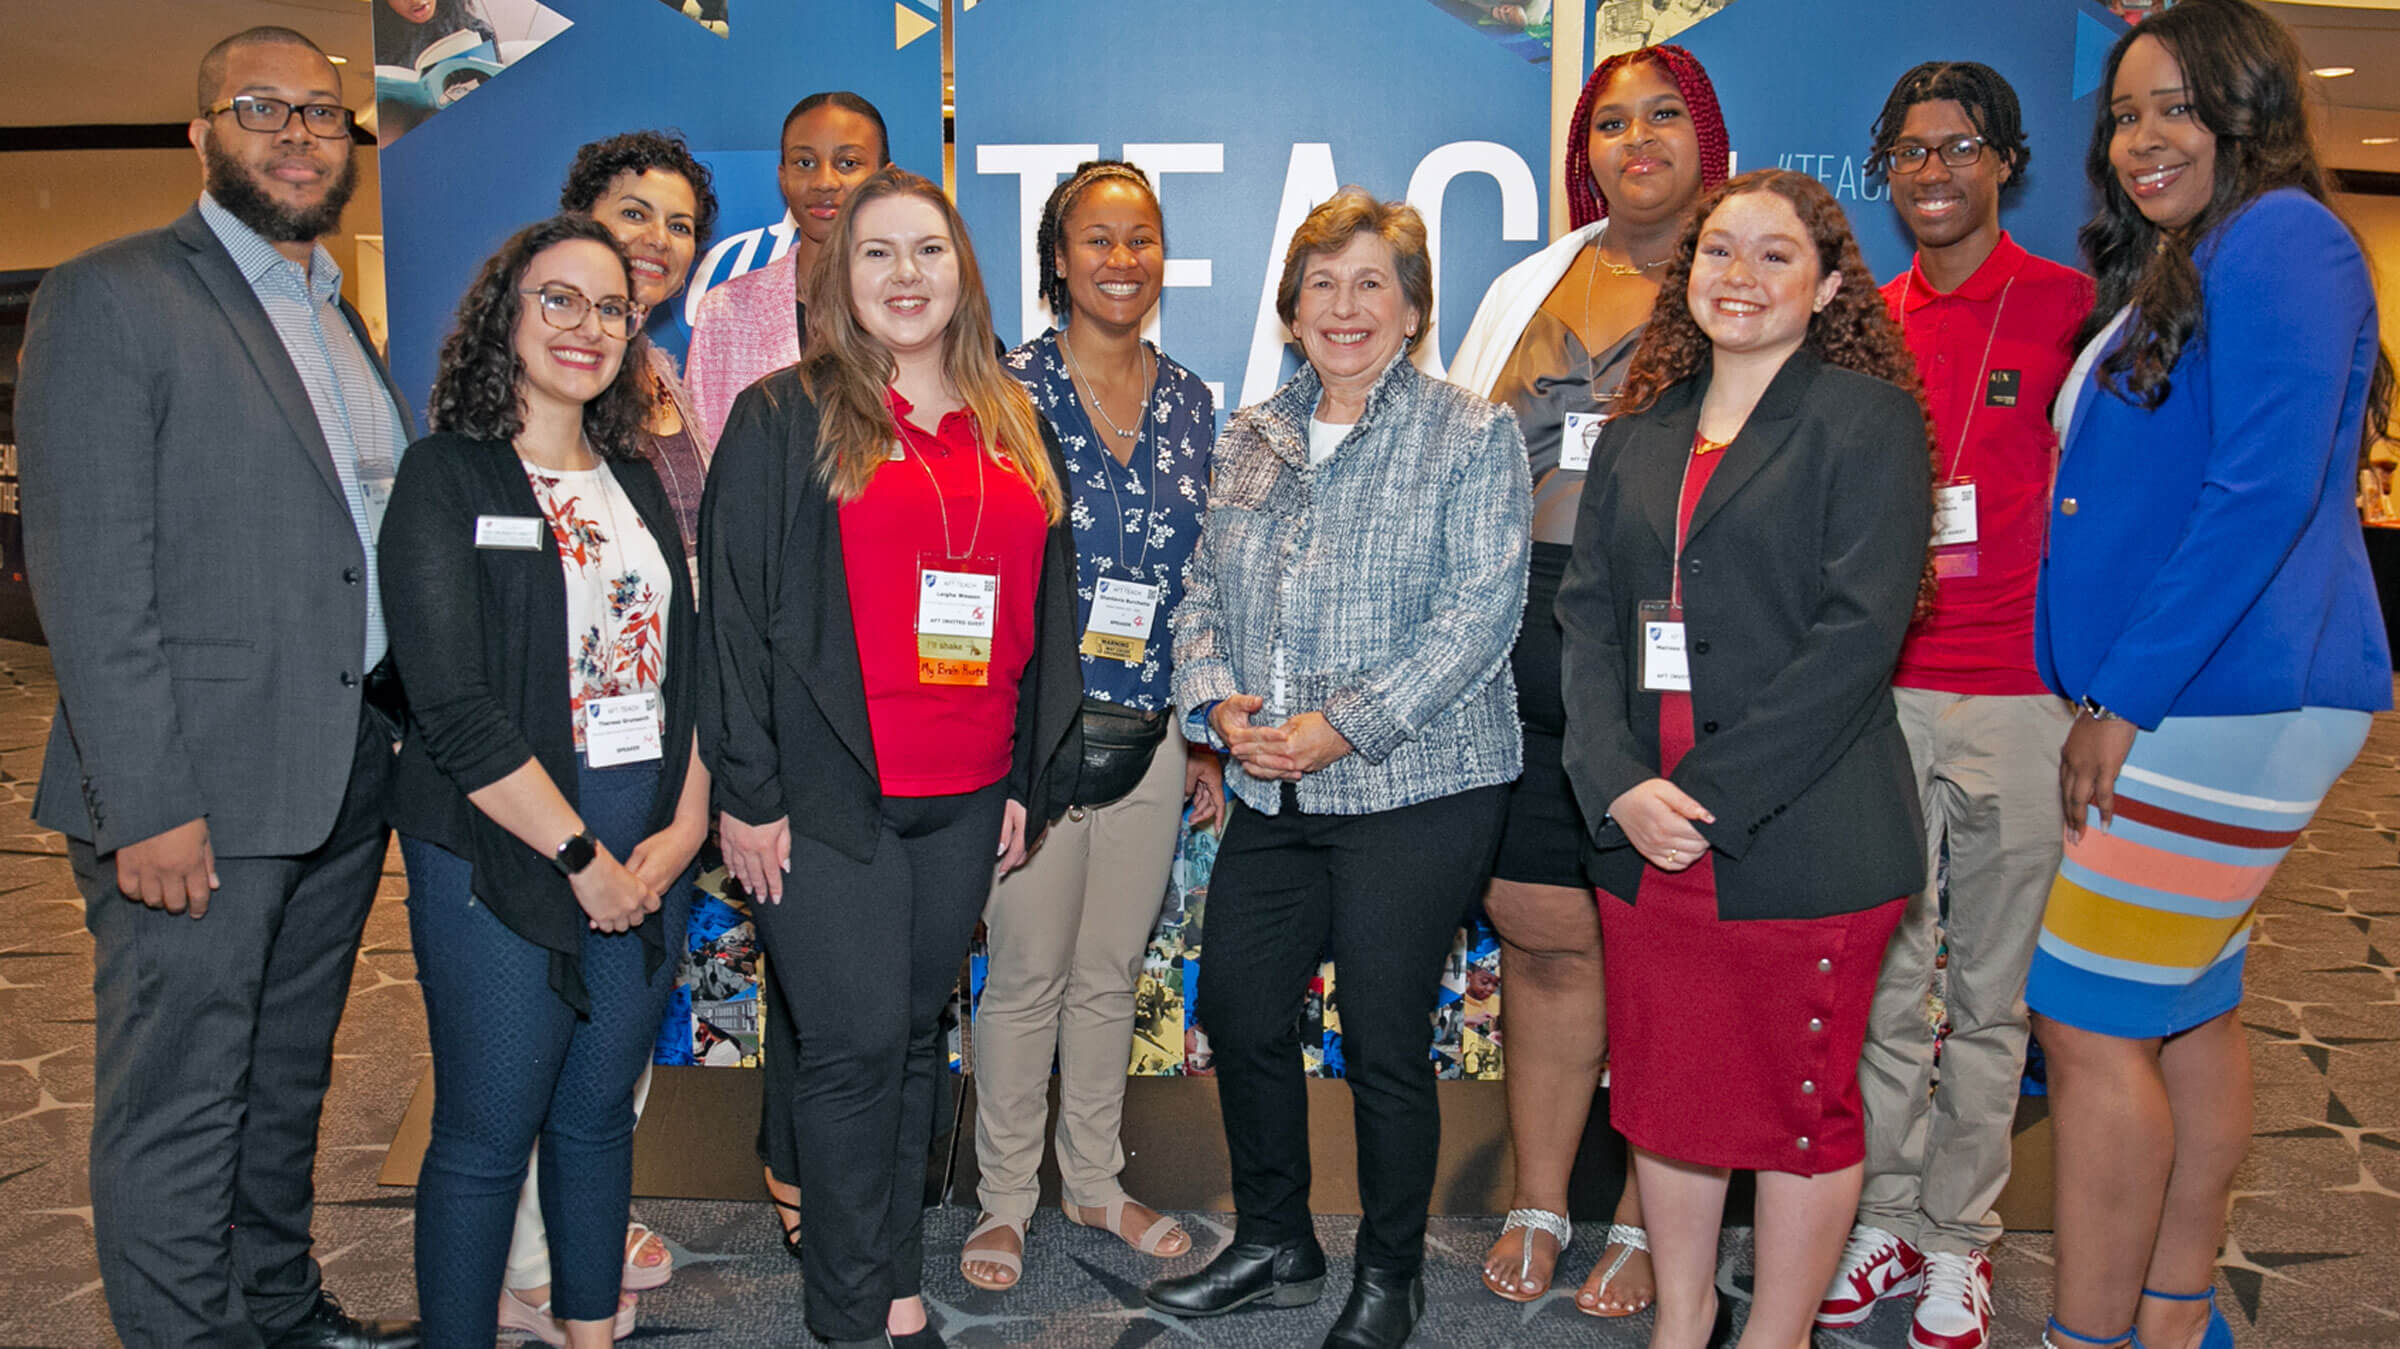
top-left (558, 129), bottom-right (720, 252)
top-left (1565, 43), bottom-right (1731, 229)
top-left (1619, 169), bottom-right (1940, 617)
top-left (428, 215), bottom-right (648, 461)
top-left (1868, 61), bottom-right (2028, 186)
top-left (2078, 0), bottom-right (2394, 453)
top-left (1035, 159), bottom-right (1162, 323)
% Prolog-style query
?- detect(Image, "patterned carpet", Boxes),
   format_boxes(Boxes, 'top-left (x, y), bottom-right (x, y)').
top-left (0, 638), bottom-right (2394, 1347)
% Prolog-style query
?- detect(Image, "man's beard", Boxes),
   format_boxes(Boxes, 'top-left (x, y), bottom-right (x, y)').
top-left (204, 136), bottom-right (358, 243)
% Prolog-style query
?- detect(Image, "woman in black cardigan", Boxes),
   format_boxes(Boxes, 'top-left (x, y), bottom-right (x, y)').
top-left (1557, 169), bottom-right (1932, 1349)
top-left (698, 167), bottom-right (1082, 1349)
top-left (382, 215), bottom-right (710, 1349)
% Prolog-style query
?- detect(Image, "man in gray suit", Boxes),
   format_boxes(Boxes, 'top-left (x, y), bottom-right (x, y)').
top-left (17, 26), bottom-right (420, 1349)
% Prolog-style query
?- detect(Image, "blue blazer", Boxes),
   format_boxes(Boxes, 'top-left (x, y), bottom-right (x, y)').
top-left (2038, 188), bottom-right (2392, 729)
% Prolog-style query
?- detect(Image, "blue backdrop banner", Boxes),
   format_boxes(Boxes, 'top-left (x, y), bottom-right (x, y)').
top-left (1669, 0), bottom-right (2125, 281)
top-left (955, 0), bottom-right (1558, 413)
top-left (375, 0), bottom-right (942, 419)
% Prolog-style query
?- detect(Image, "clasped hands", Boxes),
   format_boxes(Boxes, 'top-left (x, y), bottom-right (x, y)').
top-left (1211, 693), bottom-right (1352, 782)
top-left (1608, 777), bottom-right (1716, 872)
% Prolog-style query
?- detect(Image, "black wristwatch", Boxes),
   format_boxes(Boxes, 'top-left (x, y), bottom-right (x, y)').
top-left (550, 830), bottom-right (599, 878)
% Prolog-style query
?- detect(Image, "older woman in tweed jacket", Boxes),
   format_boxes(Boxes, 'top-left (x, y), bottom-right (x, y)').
top-left (1148, 187), bottom-right (1530, 1349)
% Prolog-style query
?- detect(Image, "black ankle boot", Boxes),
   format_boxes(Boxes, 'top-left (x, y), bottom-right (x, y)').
top-left (1144, 1235), bottom-right (1328, 1317)
top-left (1321, 1266), bottom-right (1425, 1349)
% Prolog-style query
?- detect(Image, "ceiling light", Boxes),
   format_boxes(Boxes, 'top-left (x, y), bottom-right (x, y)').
top-left (2312, 65), bottom-right (2355, 78)
top-left (2365, 136), bottom-right (2400, 146)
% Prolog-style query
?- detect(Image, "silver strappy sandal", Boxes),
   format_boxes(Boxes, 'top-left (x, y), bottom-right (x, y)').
top-left (1578, 1222), bottom-right (1653, 1318)
top-left (1483, 1207), bottom-right (1573, 1302)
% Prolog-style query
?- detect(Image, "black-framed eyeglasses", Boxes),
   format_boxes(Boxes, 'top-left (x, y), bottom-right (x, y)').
top-left (1886, 135), bottom-right (1988, 174)
top-left (206, 95), bottom-right (354, 139)
top-left (518, 284), bottom-right (647, 340)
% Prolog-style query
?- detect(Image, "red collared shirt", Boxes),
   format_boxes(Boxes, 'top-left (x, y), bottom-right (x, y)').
top-left (838, 387), bottom-right (1050, 796)
top-left (1884, 233), bottom-right (2095, 695)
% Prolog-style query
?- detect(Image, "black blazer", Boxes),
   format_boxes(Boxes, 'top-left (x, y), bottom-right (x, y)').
top-left (698, 371), bottom-right (1083, 860)
top-left (380, 433), bottom-right (700, 1012)
top-left (1557, 349), bottom-right (1930, 920)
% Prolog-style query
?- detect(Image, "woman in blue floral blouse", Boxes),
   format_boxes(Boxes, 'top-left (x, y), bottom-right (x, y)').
top-left (963, 160), bottom-right (1221, 1293)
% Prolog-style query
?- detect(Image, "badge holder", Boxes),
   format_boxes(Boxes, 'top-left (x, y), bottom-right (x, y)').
top-left (1082, 575), bottom-right (1163, 665)
top-left (1932, 477), bottom-right (1980, 579)
top-left (917, 551), bottom-right (1000, 687)
top-left (584, 691), bottom-right (665, 767)
top-left (1638, 599), bottom-right (1690, 693)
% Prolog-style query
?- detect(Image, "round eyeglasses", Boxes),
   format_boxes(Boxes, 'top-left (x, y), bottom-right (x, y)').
top-left (518, 284), bottom-right (647, 340)
top-left (206, 95), bottom-right (354, 139)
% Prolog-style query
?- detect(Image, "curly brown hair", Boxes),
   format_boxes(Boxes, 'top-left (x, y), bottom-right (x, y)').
top-left (1618, 168), bottom-right (1939, 617)
top-left (427, 215), bottom-right (648, 460)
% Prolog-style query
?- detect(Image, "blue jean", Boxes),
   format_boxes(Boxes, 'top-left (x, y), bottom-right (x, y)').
top-left (404, 759), bottom-right (689, 1345)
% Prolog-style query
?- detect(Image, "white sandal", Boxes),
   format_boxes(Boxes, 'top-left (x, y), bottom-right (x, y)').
top-left (1578, 1222), bottom-right (1653, 1318)
top-left (959, 1211), bottom-right (1025, 1292)
top-left (1482, 1207), bottom-right (1572, 1302)
top-left (1063, 1198), bottom-right (1190, 1257)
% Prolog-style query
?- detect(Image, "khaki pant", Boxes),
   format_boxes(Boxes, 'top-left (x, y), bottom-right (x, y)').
top-left (1856, 688), bottom-right (2071, 1254)
top-left (972, 732), bottom-right (1188, 1221)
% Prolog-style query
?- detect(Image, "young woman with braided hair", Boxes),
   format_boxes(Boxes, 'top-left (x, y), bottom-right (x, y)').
top-left (1447, 40), bottom-right (1730, 1317)
top-left (961, 159), bottom-right (1221, 1293)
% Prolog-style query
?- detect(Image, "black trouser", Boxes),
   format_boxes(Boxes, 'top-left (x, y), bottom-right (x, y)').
top-left (75, 706), bottom-right (393, 1348)
top-left (757, 966), bottom-right (801, 1186)
top-left (750, 782), bottom-right (1007, 1343)
top-left (1198, 783), bottom-right (1507, 1275)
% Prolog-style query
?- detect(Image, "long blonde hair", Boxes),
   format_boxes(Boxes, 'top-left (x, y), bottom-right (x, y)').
top-left (799, 166), bottom-right (1062, 520)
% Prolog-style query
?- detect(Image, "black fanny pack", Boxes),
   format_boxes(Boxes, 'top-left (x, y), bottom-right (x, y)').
top-left (1073, 696), bottom-right (1170, 809)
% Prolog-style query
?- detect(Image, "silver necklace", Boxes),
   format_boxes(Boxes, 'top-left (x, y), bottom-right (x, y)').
top-left (1060, 327), bottom-right (1155, 444)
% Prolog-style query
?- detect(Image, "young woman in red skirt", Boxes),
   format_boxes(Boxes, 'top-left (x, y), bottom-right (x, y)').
top-left (1556, 168), bottom-right (1936, 1348)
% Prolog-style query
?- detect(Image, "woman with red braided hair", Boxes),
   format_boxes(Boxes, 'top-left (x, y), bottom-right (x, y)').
top-left (1447, 41), bottom-right (1729, 1317)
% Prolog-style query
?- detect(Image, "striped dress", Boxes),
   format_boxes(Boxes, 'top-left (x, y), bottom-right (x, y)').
top-left (2026, 705), bottom-right (2371, 1037)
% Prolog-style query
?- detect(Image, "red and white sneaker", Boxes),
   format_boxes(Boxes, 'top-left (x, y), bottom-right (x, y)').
top-left (1910, 1249), bottom-right (1994, 1349)
top-left (1816, 1224), bottom-right (1926, 1327)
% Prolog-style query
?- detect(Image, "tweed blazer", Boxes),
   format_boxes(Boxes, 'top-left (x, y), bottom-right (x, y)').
top-left (1172, 355), bottom-right (1531, 816)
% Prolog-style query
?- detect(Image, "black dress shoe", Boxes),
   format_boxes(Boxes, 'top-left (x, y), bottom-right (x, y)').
top-left (1144, 1235), bottom-right (1327, 1317)
top-left (1321, 1266), bottom-right (1425, 1349)
top-left (267, 1292), bottom-right (420, 1349)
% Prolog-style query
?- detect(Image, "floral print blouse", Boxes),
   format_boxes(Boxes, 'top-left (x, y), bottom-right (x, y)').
top-left (1006, 328), bottom-right (1214, 712)
top-left (524, 460), bottom-right (672, 751)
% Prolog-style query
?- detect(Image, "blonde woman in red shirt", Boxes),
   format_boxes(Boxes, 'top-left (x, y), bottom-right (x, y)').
top-left (698, 166), bottom-right (1083, 1349)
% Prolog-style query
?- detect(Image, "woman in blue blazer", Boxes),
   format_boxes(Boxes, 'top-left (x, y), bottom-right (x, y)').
top-left (2030, 4), bottom-right (2392, 1347)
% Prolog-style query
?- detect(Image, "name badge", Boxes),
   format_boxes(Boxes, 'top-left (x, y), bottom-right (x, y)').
top-left (476, 515), bottom-right (546, 549)
top-left (1637, 599), bottom-right (1690, 693)
top-left (1933, 481), bottom-right (1979, 546)
top-left (584, 691), bottom-right (663, 767)
top-left (1932, 480), bottom-right (1980, 578)
top-left (361, 474), bottom-right (395, 544)
top-left (918, 556), bottom-right (999, 686)
top-left (1560, 411), bottom-right (1608, 473)
top-left (1082, 577), bottom-right (1162, 664)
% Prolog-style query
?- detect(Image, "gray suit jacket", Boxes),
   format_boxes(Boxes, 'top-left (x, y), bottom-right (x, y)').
top-left (17, 205), bottom-right (415, 857)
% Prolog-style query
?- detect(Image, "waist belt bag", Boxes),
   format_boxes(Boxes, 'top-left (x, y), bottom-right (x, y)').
top-left (1074, 696), bottom-right (1170, 809)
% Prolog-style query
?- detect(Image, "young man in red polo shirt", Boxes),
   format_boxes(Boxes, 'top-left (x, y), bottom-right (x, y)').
top-left (1818, 62), bottom-right (2095, 1349)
